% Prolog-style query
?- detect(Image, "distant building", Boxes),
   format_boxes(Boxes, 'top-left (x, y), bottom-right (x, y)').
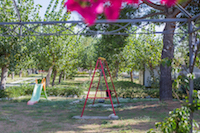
top-left (139, 65), bottom-right (159, 87)
top-left (139, 65), bottom-right (200, 87)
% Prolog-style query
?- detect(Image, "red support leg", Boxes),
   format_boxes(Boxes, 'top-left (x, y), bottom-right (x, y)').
top-left (81, 58), bottom-right (119, 117)
top-left (105, 61), bottom-right (120, 104)
top-left (81, 60), bottom-right (99, 117)
top-left (93, 74), bottom-right (101, 105)
top-left (99, 60), bottom-right (116, 115)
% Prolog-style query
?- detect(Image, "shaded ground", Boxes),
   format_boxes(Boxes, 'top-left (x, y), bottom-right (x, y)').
top-left (1, 97), bottom-right (199, 133)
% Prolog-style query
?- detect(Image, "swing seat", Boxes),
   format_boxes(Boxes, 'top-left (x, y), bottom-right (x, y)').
top-left (98, 99), bottom-right (105, 103)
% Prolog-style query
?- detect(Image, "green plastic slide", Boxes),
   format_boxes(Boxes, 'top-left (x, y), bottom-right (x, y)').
top-left (27, 84), bottom-right (43, 105)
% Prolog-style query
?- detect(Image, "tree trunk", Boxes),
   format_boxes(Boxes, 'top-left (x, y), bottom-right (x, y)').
top-left (63, 72), bottom-right (66, 81)
top-left (58, 70), bottom-right (63, 84)
top-left (114, 61), bottom-right (119, 79)
top-left (149, 63), bottom-right (155, 85)
top-left (130, 70), bottom-right (133, 82)
top-left (52, 70), bottom-right (57, 86)
top-left (32, 69), bottom-right (35, 74)
top-left (27, 69), bottom-right (32, 75)
top-left (46, 66), bottom-right (53, 86)
top-left (11, 72), bottom-right (14, 79)
top-left (89, 63), bottom-right (92, 79)
top-left (159, 14), bottom-right (175, 101)
top-left (19, 69), bottom-right (22, 77)
top-left (0, 66), bottom-right (8, 90)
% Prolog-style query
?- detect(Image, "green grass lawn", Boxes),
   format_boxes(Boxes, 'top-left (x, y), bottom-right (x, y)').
top-left (2, 97), bottom-right (198, 133)
top-left (2, 73), bottom-right (200, 133)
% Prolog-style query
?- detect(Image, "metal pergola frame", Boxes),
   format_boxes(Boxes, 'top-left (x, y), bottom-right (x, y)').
top-left (0, 1), bottom-right (198, 37)
top-left (1, 1), bottom-right (200, 132)
top-left (0, 18), bottom-right (190, 36)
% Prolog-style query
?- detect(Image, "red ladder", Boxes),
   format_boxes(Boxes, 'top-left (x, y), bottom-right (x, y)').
top-left (81, 57), bottom-right (120, 117)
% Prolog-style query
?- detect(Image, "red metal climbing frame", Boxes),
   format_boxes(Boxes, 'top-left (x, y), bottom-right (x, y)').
top-left (81, 57), bottom-right (120, 117)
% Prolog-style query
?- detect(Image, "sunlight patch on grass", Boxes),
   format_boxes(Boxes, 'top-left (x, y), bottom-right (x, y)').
top-left (119, 103), bottom-right (160, 111)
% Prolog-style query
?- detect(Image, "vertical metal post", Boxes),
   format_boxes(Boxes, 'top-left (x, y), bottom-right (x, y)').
top-left (188, 19), bottom-right (194, 133)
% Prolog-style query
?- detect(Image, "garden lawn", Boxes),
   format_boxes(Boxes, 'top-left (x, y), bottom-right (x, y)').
top-left (1, 73), bottom-right (200, 132)
top-left (1, 97), bottom-right (200, 133)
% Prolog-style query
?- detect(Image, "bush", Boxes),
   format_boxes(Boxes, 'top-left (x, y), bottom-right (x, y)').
top-left (148, 107), bottom-right (192, 133)
top-left (115, 86), bottom-right (186, 99)
top-left (80, 81), bottom-right (144, 92)
top-left (47, 86), bottom-right (83, 97)
top-left (177, 75), bottom-right (200, 91)
top-left (148, 90), bottom-right (200, 133)
top-left (84, 81), bottom-right (159, 99)
top-left (4, 84), bottom-right (33, 98)
top-left (0, 90), bottom-right (8, 98)
top-left (172, 88), bottom-right (188, 100)
top-left (108, 81), bottom-right (144, 89)
top-left (194, 77), bottom-right (200, 90)
top-left (77, 71), bottom-right (88, 74)
top-left (1, 84), bottom-right (84, 98)
top-left (115, 87), bottom-right (159, 98)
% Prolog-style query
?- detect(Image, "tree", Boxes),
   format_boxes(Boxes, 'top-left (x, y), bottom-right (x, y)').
top-left (34, 34), bottom-right (78, 86)
top-left (77, 37), bottom-right (97, 78)
top-left (123, 25), bottom-right (163, 84)
top-left (65, 0), bottom-right (194, 101)
top-left (87, 5), bottom-right (139, 78)
top-left (0, 0), bottom-right (41, 89)
top-left (142, 0), bottom-right (192, 101)
top-left (31, 0), bottom-right (77, 86)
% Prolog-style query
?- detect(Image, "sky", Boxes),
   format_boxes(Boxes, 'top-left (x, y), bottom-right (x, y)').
top-left (33, 0), bottom-right (161, 21)
top-left (33, 0), bottom-right (164, 32)
top-left (34, 0), bottom-right (81, 20)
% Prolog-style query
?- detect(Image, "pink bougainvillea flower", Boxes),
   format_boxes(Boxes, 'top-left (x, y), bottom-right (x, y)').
top-left (64, 0), bottom-right (80, 11)
top-left (93, 1), bottom-right (104, 14)
top-left (105, 6), bottom-right (120, 20)
top-left (65, 0), bottom-right (105, 25)
top-left (81, 7), bottom-right (97, 25)
top-left (64, 0), bottom-right (178, 26)
top-left (104, 0), bottom-right (122, 20)
top-left (160, 0), bottom-right (177, 7)
top-left (111, 0), bottom-right (123, 9)
top-left (124, 0), bottom-right (139, 4)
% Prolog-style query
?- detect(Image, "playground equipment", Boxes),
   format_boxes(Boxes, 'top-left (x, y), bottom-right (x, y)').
top-left (27, 78), bottom-right (48, 105)
top-left (81, 57), bottom-right (120, 117)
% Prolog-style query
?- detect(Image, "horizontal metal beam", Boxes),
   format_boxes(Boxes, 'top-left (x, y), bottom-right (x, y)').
top-left (0, 18), bottom-right (190, 37)
top-left (0, 18), bottom-right (188, 25)
top-left (0, 31), bottom-right (188, 37)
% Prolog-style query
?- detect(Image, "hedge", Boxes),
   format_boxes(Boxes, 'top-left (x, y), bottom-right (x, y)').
top-left (194, 77), bottom-right (200, 90)
top-left (115, 87), bottom-right (159, 98)
top-left (0, 84), bottom-right (84, 98)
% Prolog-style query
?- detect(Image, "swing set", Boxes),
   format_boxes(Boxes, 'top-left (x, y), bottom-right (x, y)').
top-left (81, 57), bottom-right (120, 117)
